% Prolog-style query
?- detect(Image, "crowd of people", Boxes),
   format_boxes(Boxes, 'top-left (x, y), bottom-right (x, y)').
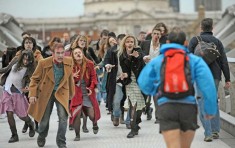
top-left (0, 18), bottom-right (231, 148)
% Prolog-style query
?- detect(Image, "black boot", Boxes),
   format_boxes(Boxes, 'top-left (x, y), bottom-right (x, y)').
top-left (134, 125), bottom-right (140, 135)
top-left (74, 133), bottom-right (80, 141)
top-left (9, 126), bottom-right (19, 143)
top-left (22, 122), bottom-right (28, 133)
top-left (146, 107), bottom-right (153, 120)
top-left (127, 130), bottom-right (136, 138)
top-left (27, 120), bottom-right (35, 137)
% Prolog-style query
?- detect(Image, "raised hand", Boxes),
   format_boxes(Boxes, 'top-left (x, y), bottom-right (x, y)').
top-left (129, 50), bottom-right (139, 58)
top-left (73, 67), bottom-right (80, 78)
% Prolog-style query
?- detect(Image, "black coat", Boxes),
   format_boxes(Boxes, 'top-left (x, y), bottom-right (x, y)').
top-left (140, 40), bottom-right (151, 55)
top-left (84, 47), bottom-right (100, 64)
top-left (188, 32), bottom-right (230, 82)
top-left (119, 47), bottom-right (145, 83)
top-left (103, 45), bottom-right (119, 111)
top-left (42, 45), bottom-right (52, 58)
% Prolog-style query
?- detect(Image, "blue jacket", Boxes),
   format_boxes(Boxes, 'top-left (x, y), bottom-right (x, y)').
top-left (138, 43), bottom-right (217, 116)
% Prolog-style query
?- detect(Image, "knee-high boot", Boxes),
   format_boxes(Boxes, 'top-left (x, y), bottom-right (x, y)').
top-left (7, 111), bottom-right (19, 143)
top-left (135, 110), bottom-right (142, 135)
top-left (9, 125), bottom-right (19, 143)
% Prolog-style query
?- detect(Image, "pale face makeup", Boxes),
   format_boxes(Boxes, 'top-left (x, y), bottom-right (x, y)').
top-left (78, 37), bottom-right (87, 48)
top-left (124, 37), bottom-right (135, 54)
top-left (73, 48), bottom-right (84, 62)
top-left (52, 47), bottom-right (65, 63)
top-left (151, 30), bottom-right (161, 42)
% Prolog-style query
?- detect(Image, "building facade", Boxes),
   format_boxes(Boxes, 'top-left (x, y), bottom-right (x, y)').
top-left (15, 0), bottom-right (222, 44)
top-left (195, 0), bottom-right (221, 11)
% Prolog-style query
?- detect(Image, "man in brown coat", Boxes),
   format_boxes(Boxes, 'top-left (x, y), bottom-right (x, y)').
top-left (28, 43), bottom-right (75, 148)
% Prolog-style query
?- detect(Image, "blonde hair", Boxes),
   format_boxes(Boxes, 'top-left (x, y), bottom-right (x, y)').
top-left (98, 42), bottom-right (107, 59)
top-left (70, 35), bottom-right (88, 50)
top-left (118, 35), bottom-right (138, 57)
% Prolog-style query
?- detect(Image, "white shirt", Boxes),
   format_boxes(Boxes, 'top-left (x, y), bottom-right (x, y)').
top-left (4, 64), bottom-right (27, 94)
top-left (149, 40), bottom-right (160, 60)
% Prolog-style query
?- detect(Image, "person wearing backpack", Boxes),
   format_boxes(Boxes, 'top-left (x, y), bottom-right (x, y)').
top-left (188, 18), bottom-right (231, 142)
top-left (138, 28), bottom-right (217, 148)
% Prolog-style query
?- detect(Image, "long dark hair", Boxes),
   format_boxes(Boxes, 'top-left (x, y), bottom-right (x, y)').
top-left (21, 37), bottom-right (37, 52)
top-left (14, 50), bottom-right (35, 73)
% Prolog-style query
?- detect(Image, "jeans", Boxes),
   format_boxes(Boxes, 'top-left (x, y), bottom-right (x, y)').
top-left (96, 70), bottom-right (107, 103)
top-left (38, 91), bottom-right (68, 147)
top-left (196, 79), bottom-right (220, 137)
top-left (113, 85), bottom-right (123, 118)
top-left (125, 108), bottom-right (131, 125)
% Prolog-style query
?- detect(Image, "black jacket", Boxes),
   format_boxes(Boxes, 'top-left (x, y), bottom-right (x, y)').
top-left (119, 47), bottom-right (145, 83)
top-left (84, 47), bottom-right (100, 64)
top-left (103, 45), bottom-right (119, 111)
top-left (140, 40), bottom-right (151, 55)
top-left (188, 32), bottom-right (230, 82)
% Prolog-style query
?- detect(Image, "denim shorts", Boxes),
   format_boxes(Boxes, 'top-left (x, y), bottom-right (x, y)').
top-left (158, 103), bottom-right (199, 132)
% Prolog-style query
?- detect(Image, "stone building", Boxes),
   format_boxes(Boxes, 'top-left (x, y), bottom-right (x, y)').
top-left (2, 0), bottom-right (224, 44)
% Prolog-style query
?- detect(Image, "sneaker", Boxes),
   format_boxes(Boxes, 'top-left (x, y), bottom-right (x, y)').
top-left (204, 136), bottom-right (213, 142)
top-left (212, 133), bottom-right (219, 139)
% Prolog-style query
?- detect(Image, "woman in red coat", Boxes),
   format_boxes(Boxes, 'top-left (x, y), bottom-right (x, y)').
top-left (70, 47), bottom-right (101, 141)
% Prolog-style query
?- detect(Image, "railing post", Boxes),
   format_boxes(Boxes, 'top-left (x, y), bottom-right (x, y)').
top-left (218, 82), bottom-right (226, 112)
top-left (229, 81), bottom-right (235, 116)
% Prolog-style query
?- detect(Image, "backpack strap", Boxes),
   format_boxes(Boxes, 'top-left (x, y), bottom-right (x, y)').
top-left (195, 36), bottom-right (202, 42)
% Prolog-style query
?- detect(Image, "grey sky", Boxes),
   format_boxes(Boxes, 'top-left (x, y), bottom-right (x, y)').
top-left (0, 0), bottom-right (235, 18)
top-left (0, 0), bottom-right (84, 18)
